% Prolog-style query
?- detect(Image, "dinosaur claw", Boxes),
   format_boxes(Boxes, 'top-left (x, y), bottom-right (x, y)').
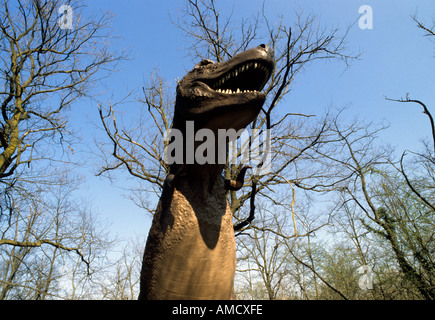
top-left (224, 165), bottom-right (252, 191)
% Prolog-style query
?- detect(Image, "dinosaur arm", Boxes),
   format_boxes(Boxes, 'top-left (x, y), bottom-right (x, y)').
top-left (224, 165), bottom-right (251, 191)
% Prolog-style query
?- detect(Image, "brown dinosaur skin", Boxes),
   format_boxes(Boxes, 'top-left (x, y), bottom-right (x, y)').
top-left (139, 45), bottom-right (274, 300)
top-left (139, 175), bottom-right (235, 299)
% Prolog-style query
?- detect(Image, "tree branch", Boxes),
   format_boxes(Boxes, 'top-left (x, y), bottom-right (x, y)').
top-left (385, 94), bottom-right (435, 159)
top-left (0, 238), bottom-right (91, 275)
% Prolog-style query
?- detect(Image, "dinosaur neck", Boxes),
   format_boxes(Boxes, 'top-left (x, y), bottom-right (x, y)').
top-left (172, 162), bottom-right (225, 196)
top-left (139, 171), bottom-right (236, 299)
top-left (170, 111), bottom-right (229, 194)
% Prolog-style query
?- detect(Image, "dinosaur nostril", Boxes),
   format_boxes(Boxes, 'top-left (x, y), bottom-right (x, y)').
top-left (258, 44), bottom-right (274, 59)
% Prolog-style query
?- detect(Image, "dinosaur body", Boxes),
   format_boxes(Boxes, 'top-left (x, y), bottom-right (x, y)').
top-left (139, 45), bottom-right (274, 300)
top-left (139, 177), bottom-right (235, 299)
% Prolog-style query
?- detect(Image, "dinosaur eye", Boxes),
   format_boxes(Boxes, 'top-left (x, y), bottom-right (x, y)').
top-left (194, 59), bottom-right (214, 68)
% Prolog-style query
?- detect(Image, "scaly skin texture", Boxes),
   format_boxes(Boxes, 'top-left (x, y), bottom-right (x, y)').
top-left (139, 45), bottom-right (274, 300)
top-left (139, 177), bottom-right (235, 300)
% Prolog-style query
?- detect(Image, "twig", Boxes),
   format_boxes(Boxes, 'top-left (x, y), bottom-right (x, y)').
top-left (234, 180), bottom-right (257, 231)
top-left (275, 173), bottom-right (298, 236)
top-left (385, 94), bottom-right (435, 159)
top-left (400, 151), bottom-right (435, 212)
top-left (287, 248), bottom-right (349, 300)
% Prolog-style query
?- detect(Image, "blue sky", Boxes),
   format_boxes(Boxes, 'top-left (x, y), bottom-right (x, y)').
top-left (68, 1), bottom-right (435, 243)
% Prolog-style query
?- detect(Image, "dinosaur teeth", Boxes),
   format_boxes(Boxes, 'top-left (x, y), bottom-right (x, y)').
top-left (212, 61), bottom-right (269, 93)
top-left (212, 61), bottom-right (270, 91)
top-left (216, 88), bottom-right (257, 94)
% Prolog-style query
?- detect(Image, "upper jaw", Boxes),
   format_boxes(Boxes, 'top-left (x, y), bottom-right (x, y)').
top-left (189, 45), bottom-right (275, 98)
top-left (176, 45), bottom-right (274, 118)
top-left (199, 61), bottom-right (273, 98)
top-left (200, 59), bottom-right (273, 95)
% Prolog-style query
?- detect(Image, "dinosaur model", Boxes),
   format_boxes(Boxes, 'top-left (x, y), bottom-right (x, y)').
top-left (139, 44), bottom-right (274, 300)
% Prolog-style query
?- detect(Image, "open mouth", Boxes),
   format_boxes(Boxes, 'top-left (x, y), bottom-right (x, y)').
top-left (202, 60), bottom-right (272, 95)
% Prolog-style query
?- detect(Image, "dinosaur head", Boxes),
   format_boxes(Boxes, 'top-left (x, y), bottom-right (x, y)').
top-left (174, 44), bottom-right (274, 132)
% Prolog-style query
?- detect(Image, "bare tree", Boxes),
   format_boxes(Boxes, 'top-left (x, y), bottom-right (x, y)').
top-left (97, 73), bottom-right (174, 216)
top-left (96, 0), bottom-right (360, 301)
top-left (97, 237), bottom-right (143, 300)
top-left (170, 0), bottom-right (357, 231)
top-left (0, 171), bottom-right (112, 299)
top-left (236, 204), bottom-right (293, 300)
top-left (372, 16), bottom-right (435, 299)
top-left (0, 0), bottom-right (123, 299)
top-left (97, 0), bottom-right (357, 227)
top-left (303, 110), bottom-right (435, 299)
top-left (0, 0), bottom-right (122, 181)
